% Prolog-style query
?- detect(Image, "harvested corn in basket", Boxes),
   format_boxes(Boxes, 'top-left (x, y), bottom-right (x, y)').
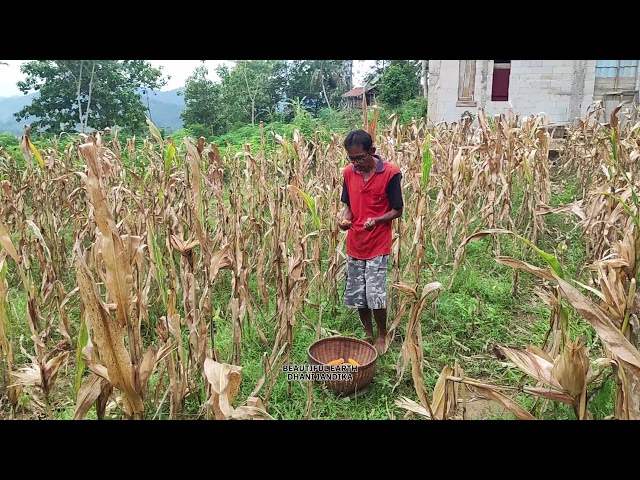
top-left (307, 336), bottom-right (377, 395)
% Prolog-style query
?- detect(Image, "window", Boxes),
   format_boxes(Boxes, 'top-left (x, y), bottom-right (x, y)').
top-left (594, 60), bottom-right (639, 97)
top-left (457, 60), bottom-right (477, 107)
top-left (491, 60), bottom-right (511, 101)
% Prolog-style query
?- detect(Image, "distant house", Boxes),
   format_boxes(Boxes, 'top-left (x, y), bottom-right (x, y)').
top-left (342, 84), bottom-right (379, 108)
top-left (427, 60), bottom-right (640, 126)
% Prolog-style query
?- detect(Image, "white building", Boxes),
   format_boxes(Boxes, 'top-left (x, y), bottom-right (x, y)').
top-left (427, 60), bottom-right (639, 125)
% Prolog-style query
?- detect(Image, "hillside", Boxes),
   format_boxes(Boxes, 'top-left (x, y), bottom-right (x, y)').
top-left (0, 88), bottom-right (185, 136)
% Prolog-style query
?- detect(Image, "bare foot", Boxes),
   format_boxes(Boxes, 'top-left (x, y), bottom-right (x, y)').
top-left (374, 337), bottom-right (387, 355)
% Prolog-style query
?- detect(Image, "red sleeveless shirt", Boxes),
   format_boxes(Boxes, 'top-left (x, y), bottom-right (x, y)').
top-left (342, 157), bottom-right (401, 260)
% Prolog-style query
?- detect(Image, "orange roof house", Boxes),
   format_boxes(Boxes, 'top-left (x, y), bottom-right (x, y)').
top-left (342, 85), bottom-right (378, 108)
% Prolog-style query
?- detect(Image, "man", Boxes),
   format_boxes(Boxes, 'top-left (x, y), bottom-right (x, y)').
top-left (338, 129), bottom-right (403, 355)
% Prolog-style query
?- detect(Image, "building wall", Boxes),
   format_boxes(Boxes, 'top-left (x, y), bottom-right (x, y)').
top-left (427, 60), bottom-right (598, 125)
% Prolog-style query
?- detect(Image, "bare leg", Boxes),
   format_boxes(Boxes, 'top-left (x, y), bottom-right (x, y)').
top-left (358, 308), bottom-right (374, 343)
top-left (373, 308), bottom-right (388, 354)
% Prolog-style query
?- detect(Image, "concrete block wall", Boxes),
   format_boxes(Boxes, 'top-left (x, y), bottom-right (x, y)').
top-left (427, 60), bottom-right (599, 125)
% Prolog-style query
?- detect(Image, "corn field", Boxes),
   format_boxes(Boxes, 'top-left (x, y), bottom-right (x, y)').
top-left (1, 101), bottom-right (639, 420)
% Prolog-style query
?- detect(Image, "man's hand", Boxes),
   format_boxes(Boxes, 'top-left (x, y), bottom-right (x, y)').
top-left (363, 218), bottom-right (377, 231)
top-left (339, 218), bottom-right (352, 231)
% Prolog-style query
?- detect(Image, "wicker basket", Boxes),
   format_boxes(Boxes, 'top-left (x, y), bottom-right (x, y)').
top-left (307, 336), bottom-right (378, 396)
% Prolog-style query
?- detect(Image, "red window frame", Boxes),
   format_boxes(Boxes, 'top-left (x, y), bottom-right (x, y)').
top-left (491, 60), bottom-right (511, 101)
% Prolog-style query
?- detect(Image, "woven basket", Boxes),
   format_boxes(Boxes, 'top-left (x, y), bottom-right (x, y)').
top-left (307, 336), bottom-right (378, 395)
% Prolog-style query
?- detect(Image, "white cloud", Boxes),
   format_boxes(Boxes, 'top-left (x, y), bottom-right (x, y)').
top-left (0, 60), bottom-right (32, 97)
top-left (147, 60), bottom-right (233, 91)
top-left (352, 60), bottom-right (375, 86)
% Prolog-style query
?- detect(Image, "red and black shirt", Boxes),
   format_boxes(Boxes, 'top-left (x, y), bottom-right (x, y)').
top-left (341, 155), bottom-right (403, 260)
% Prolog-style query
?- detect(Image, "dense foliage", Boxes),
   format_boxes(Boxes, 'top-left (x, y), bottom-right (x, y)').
top-left (4, 60), bottom-right (425, 141)
top-left (14, 61), bottom-right (165, 135)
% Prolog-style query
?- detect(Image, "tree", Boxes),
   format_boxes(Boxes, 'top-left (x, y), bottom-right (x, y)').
top-left (14, 60), bottom-right (166, 134)
top-left (214, 60), bottom-right (288, 131)
top-left (284, 61), bottom-right (351, 115)
top-left (421, 60), bottom-right (429, 98)
top-left (377, 60), bottom-right (421, 107)
top-left (180, 64), bottom-right (222, 136)
top-left (363, 60), bottom-right (387, 86)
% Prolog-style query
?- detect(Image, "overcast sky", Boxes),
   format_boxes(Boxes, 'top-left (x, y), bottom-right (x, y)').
top-left (0, 60), bottom-right (374, 98)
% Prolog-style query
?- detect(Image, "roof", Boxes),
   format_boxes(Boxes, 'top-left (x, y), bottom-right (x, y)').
top-left (342, 85), bottom-right (377, 98)
top-left (342, 87), bottom-right (365, 98)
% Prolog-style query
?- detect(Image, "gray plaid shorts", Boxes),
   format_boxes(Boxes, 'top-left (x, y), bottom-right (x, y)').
top-left (343, 255), bottom-right (389, 309)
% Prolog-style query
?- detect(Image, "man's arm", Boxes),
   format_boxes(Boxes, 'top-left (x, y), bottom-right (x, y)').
top-left (364, 208), bottom-right (402, 230)
top-left (339, 204), bottom-right (354, 230)
top-left (340, 203), bottom-right (354, 221)
top-left (339, 179), bottom-right (354, 230)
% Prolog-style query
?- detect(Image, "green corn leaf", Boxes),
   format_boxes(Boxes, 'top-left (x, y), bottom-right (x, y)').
top-left (148, 226), bottom-right (167, 309)
top-left (421, 134), bottom-right (433, 190)
top-left (0, 261), bottom-right (9, 355)
top-left (600, 192), bottom-right (640, 228)
top-left (146, 117), bottom-right (164, 150)
top-left (287, 185), bottom-right (321, 231)
top-left (521, 153), bottom-right (533, 186)
top-left (165, 142), bottom-right (176, 181)
top-left (515, 234), bottom-right (566, 280)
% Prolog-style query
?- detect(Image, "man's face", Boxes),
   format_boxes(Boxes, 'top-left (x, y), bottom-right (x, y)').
top-left (346, 145), bottom-right (375, 172)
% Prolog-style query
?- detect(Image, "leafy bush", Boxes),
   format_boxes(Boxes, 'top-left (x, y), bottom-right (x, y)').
top-left (0, 132), bottom-right (19, 147)
top-left (184, 123), bottom-right (212, 140)
top-left (316, 108), bottom-right (362, 138)
top-left (378, 61), bottom-right (421, 107)
top-left (211, 124), bottom-right (263, 155)
top-left (395, 97), bottom-right (428, 125)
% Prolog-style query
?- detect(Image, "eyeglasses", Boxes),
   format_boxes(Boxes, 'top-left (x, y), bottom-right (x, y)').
top-left (347, 154), bottom-right (368, 163)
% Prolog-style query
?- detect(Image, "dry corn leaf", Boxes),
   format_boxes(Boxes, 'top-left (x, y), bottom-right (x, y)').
top-left (81, 173), bottom-right (133, 329)
top-left (73, 373), bottom-right (110, 420)
top-left (498, 345), bottom-right (563, 390)
top-left (170, 234), bottom-right (200, 254)
top-left (10, 366), bottom-right (41, 387)
top-left (138, 345), bottom-right (157, 392)
top-left (395, 395), bottom-right (433, 419)
top-left (432, 365), bottom-right (456, 420)
top-left (522, 386), bottom-right (574, 405)
top-left (0, 261), bottom-right (8, 354)
top-left (210, 244), bottom-right (233, 279)
top-left (391, 282), bottom-right (418, 297)
top-left (551, 338), bottom-right (590, 398)
top-left (470, 383), bottom-right (536, 420)
top-left (82, 358), bottom-right (113, 383)
top-left (0, 220), bottom-right (28, 287)
top-left (554, 275), bottom-right (640, 378)
top-left (7, 385), bottom-right (23, 408)
top-left (526, 344), bottom-right (555, 364)
top-left (203, 357), bottom-right (242, 420)
top-left (75, 248), bottom-right (143, 417)
top-left (42, 350), bottom-right (70, 391)
top-left (495, 256), bottom-right (555, 282)
top-left (10, 350), bottom-right (69, 395)
top-left (231, 405), bottom-right (274, 420)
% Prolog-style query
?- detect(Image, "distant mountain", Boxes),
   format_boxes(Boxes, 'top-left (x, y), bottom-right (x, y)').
top-left (142, 89), bottom-right (185, 132)
top-left (0, 94), bottom-right (37, 135)
top-left (0, 88), bottom-right (186, 136)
